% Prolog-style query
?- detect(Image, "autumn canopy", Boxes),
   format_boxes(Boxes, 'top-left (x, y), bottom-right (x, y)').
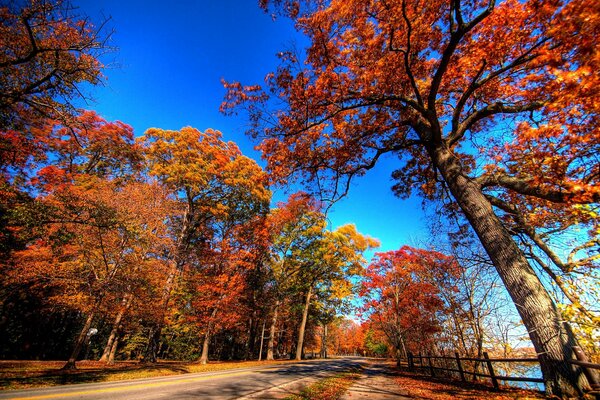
top-left (0, 0), bottom-right (598, 398)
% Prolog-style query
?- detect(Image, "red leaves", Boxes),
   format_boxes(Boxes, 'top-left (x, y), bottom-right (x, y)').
top-left (0, 0), bottom-right (107, 129)
top-left (361, 246), bottom-right (460, 352)
top-left (226, 0), bottom-right (599, 212)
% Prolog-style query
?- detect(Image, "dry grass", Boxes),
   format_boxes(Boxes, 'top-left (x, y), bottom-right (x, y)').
top-left (285, 370), bottom-right (362, 400)
top-left (0, 359), bottom-right (292, 391)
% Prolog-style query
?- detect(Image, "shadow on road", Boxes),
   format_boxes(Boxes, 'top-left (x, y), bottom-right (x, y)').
top-left (157, 359), bottom-right (365, 400)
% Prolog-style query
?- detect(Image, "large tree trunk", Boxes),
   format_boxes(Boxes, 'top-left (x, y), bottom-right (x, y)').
top-left (295, 286), bottom-right (312, 361)
top-left (266, 300), bottom-right (280, 361)
top-left (100, 293), bottom-right (132, 362)
top-left (62, 311), bottom-right (95, 370)
top-left (431, 144), bottom-right (585, 397)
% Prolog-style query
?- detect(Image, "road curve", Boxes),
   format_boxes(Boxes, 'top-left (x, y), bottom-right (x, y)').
top-left (0, 357), bottom-right (365, 400)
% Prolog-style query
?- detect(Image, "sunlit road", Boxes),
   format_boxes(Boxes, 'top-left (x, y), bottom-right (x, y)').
top-left (0, 357), bottom-right (365, 400)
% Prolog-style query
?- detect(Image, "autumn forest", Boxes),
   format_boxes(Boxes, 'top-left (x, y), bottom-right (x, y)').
top-left (0, 0), bottom-right (598, 398)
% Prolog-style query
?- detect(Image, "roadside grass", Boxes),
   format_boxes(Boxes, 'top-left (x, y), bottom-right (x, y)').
top-left (0, 359), bottom-right (292, 391)
top-left (284, 369), bottom-right (362, 400)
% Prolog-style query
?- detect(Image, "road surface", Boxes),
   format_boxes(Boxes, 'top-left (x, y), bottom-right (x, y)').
top-left (0, 358), bottom-right (364, 400)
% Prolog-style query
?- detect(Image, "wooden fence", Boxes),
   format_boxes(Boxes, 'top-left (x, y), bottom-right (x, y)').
top-left (404, 346), bottom-right (600, 394)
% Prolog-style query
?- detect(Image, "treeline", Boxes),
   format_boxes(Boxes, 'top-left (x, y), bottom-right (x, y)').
top-left (1, 108), bottom-right (383, 367)
top-left (1, 1), bottom-right (599, 397)
top-left (0, 0), bottom-right (371, 368)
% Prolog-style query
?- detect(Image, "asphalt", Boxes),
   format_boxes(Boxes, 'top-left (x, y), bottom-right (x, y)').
top-left (341, 360), bottom-right (410, 400)
top-left (0, 358), bottom-right (365, 400)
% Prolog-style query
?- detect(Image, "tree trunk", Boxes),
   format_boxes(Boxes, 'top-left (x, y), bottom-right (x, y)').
top-left (107, 332), bottom-right (119, 364)
top-left (144, 260), bottom-right (181, 362)
top-left (295, 286), bottom-right (312, 361)
top-left (320, 324), bottom-right (328, 359)
top-left (145, 204), bottom-right (195, 362)
top-left (100, 293), bottom-right (132, 362)
top-left (62, 311), bottom-right (95, 370)
top-left (398, 334), bottom-right (408, 360)
top-left (258, 319), bottom-right (266, 361)
top-left (199, 308), bottom-right (218, 365)
top-left (199, 330), bottom-right (211, 365)
top-left (246, 314), bottom-right (256, 360)
top-left (431, 144), bottom-right (585, 397)
top-left (266, 300), bottom-right (280, 361)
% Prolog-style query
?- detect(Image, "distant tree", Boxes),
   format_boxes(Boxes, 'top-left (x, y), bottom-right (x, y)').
top-left (262, 192), bottom-right (324, 360)
top-left (139, 127), bottom-right (271, 362)
top-left (293, 223), bottom-right (377, 360)
top-left (361, 247), bottom-right (458, 362)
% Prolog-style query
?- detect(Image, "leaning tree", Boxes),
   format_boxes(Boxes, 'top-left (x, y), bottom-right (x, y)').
top-left (223, 0), bottom-right (599, 396)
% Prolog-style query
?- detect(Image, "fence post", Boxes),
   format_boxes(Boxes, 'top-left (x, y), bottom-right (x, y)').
top-left (455, 352), bottom-right (466, 382)
top-left (428, 353), bottom-right (435, 377)
top-left (441, 349), bottom-right (447, 376)
top-left (573, 346), bottom-right (600, 391)
top-left (408, 352), bottom-right (414, 371)
top-left (419, 352), bottom-right (423, 370)
top-left (483, 352), bottom-right (499, 390)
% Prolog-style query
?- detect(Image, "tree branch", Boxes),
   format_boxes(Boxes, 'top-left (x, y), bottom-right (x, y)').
top-left (455, 101), bottom-right (543, 140)
top-left (428, 0), bottom-right (496, 119)
top-left (477, 172), bottom-right (600, 204)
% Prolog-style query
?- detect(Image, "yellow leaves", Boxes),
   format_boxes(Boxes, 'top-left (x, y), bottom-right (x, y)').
top-left (330, 278), bottom-right (353, 299)
top-left (140, 127), bottom-right (270, 211)
top-left (335, 223), bottom-right (380, 252)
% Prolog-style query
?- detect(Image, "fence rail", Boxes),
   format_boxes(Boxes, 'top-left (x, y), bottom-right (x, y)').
top-left (404, 346), bottom-right (600, 393)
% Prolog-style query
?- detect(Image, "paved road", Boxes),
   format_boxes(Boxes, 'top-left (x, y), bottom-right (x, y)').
top-left (0, 358), bottom-right (364, 400)
top-left (341, 360), bottom-right (409, 399)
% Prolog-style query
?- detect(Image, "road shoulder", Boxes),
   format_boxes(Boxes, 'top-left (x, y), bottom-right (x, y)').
top-left (342, 360), bottom-right (411, 400)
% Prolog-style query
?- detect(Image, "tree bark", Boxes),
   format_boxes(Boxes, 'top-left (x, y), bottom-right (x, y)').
top-left (62, 311), bottom-right (95, 370)
top-left (100, 292), bottom-right (132, 362)
top-left (431, 143), bottom-right (585, 397)
top-left (199, 307), bottom-right (218, 365)
top-left (266, 300), bottom-right (280, 361)
top-left (199, 330), bottom-right (211, 365)
top-left (320, 324), bottom-right (328, 359)
top-left (258, 319), bottom-right (266, 361)
top-left (295, 286), bottom-right (312, 361)
top-left (107, 332), bottom-right (119, 364)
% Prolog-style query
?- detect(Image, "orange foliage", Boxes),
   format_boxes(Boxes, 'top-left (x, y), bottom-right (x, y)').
top-left (361, 247), bottom-right (460, 354)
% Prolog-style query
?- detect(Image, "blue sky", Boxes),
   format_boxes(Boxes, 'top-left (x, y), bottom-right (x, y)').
top-left (76, 0), bottom-right (428, 254)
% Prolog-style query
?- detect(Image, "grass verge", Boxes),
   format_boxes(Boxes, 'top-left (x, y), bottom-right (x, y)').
top-left (0, 359), bottom-right (292, 391)
top-left (284, 369), bottom-right (362, 400)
